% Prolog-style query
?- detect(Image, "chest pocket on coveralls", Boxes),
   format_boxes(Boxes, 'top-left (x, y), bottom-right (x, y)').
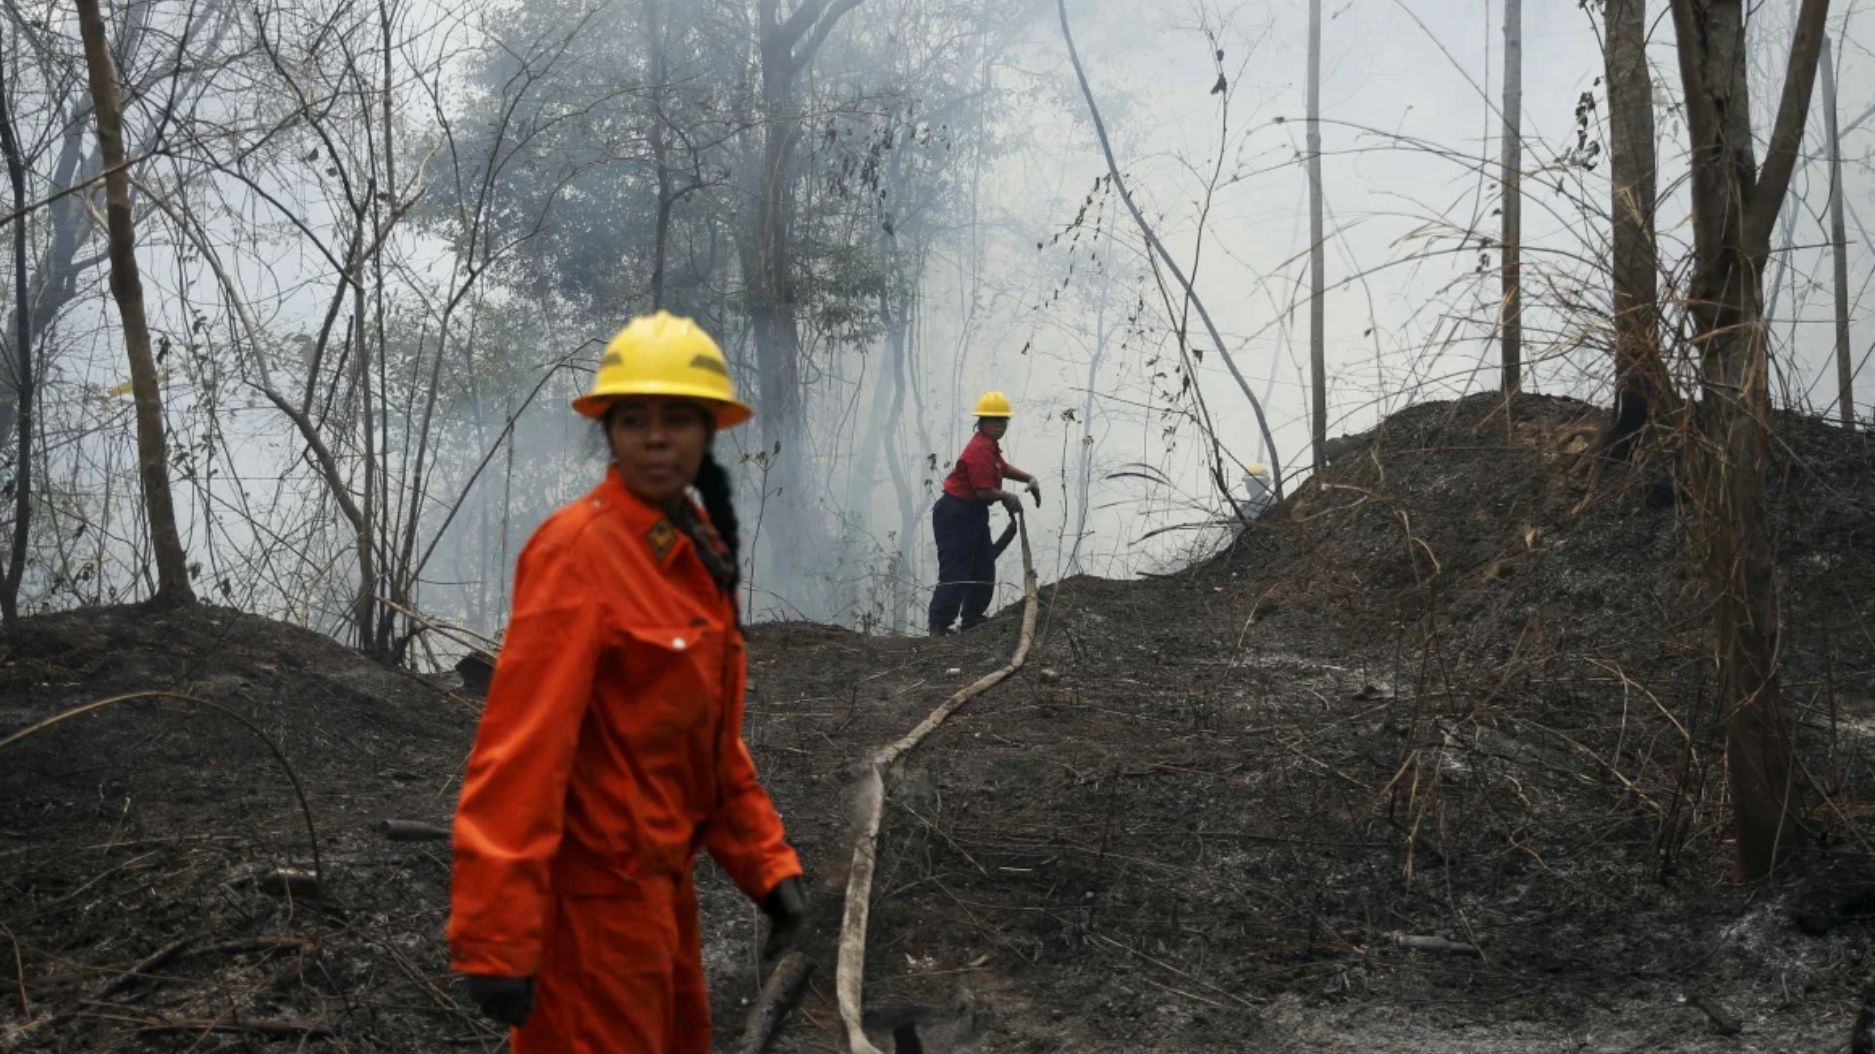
top-left (619, 624), bottom-right (723, 744)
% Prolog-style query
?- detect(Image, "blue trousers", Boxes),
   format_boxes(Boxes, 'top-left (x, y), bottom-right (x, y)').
top-left (929, 494), bottom-right (994, 631)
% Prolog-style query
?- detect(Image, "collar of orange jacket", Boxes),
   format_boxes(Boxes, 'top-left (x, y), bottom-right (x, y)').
top-left (597, 465), bottom-right (692, 568)
top-left (597, 464), bottom-right (735, 575)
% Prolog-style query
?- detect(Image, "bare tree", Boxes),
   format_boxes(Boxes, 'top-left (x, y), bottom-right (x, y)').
top-left (1821, 33), bottom-right (1854, 429)
top-left (1056, 0), bottom-right (1283, 494)
top-left (1500, 0), bottom-right (1522, 394)
top-left (1602, 0), bottom-right (1676, 459)
top-left (746, 0), bottom-right (864, 557)
top-left (641, 0), bottom-right (709, 311)
top-left (1307, 0), bottom-right (1326, 470)
top-left (1668, 0), bottom-right (1830, 879)
top-left (0, 34), bottom-right (29, 624)
top-left (76, 0), bottom-right (194, 606)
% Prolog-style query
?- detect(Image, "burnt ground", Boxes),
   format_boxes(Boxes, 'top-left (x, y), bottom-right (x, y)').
top-left (4, 393), bottom-right (1875, 1052)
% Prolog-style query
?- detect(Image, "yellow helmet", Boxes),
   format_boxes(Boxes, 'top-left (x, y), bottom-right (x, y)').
top-left (572, 311), bottom-right (753, 428)
top-left (972, 389), bottom-right (1013, 418)
top-left (1245, 462), bottom-right (1269, 477)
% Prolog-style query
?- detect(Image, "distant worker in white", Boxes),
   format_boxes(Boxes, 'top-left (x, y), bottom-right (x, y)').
top-left (1239, 462), bottom-right (1274, 521)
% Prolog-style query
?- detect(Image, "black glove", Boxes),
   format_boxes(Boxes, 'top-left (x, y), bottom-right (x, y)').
top-left (1026, 480), bottom-right (1042, 507)
top-left (760, 876), bottom-right (810, 960)
top-left (463, 974), bottom-right (535, 1028)
top-left (999, 494), bottom-right (1023, 515)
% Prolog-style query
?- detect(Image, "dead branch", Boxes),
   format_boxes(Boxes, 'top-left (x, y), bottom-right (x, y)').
top-left (372, 594), bottom-right (499, 663)
top-left (187, 936), bottom-right (315, 959)
top-left (836, 515), bottom-right (1040, 1054)
top-left (1389, 932), bottom-right (1481, 957)
top-left (0, 920), bottom-right (31, 1017)
top-left (231, 866), bottom-right (321, 900)
top-left (134, 1016), bottom-right (333, 1040)
top-left (92, 938), bottom-right (191, 1000)
top-left (1055, 0), bottom-right (1284, 495)
top-left (373, 819), bottom-right (451, 843)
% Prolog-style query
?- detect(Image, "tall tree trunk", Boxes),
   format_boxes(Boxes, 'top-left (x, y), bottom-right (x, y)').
top-left (0, 2), bottom-right (165, 452)
top-left (1603, 0), bottom-right (1675, 459)
top-left (75, 0), bottom-right (194, 606)
top-left (645, 0), bottom-right (672, 309)
top-left (1669, 0), bottom-right (1831, 880)
top-left (852, 243), bottom-right (906, 533)
top-left (353, 263), bottom-right (378, 651)
top-left (0, 39), bottom-right (30, 625)
top-left (748, 45), bottom-right (812, 611)
top-left (1071, 255), bottom-right (1113, 575)
top-left (1500, 0), bottom-right (1523, 394)
top-left (1307, 0), bottom-right (1326, 471)
top-left (744, 0), bottom-right (862, 614)
top-left (1822, 34), bottom-right (1854, 428)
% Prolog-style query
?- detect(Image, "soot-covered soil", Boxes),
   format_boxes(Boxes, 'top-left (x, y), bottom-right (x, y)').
top-left (3, 393), bottom-right (1874, 1052)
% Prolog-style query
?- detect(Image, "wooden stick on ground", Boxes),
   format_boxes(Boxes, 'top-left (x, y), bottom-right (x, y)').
top-left (0, 920), bottom-right (31, 1018)
top-left (91, 938), bottom-right (192, 1000)
top-left (1389, 932), bottom-right (1481, 958)
top-left (835, 515), bottom-right (1040, 1054)
top-left (134, 1017), bottom-right (333, 1039)
top-left (373, 819), bottom-right (452, 842)
top-left (734, 950), bottom-right (815, 1054)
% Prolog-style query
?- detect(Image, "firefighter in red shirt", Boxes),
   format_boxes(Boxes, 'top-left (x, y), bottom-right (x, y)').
top-left (448, 312), bottom-right (808, 1052)
top-left (929, 390), bottom-right (1041, 636)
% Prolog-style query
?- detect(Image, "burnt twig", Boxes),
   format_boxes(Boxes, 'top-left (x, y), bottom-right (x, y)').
top-left (373, 819), bottom-right (452, 842)
top-left (1389, 932), bottom-right (1481, 957)
top-left (92, 938), bottom-right (192, 1000)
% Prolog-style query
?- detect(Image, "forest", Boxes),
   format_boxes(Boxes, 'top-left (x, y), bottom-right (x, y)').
top-left (3, 0), bottom-right (1875, 1051)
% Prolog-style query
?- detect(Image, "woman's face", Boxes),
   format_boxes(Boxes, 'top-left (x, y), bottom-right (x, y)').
top-left (606, 397), bottom-right (710, 508)
top-left (979, 417), bottom-right (1009, 441)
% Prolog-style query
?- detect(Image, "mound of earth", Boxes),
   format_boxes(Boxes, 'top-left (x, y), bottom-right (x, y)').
top-left (0, 606), bottom-right (480, 1051)
top-left (3, 394), bottom-right (1873, 1053)
top-left (1232, 392), bottom-right (1875, 686)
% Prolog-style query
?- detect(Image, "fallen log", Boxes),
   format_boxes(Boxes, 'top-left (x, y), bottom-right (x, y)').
top-left (373, 819), bottom-right (451, 843)
top-left (734, 950), bottom-right (814, 1054)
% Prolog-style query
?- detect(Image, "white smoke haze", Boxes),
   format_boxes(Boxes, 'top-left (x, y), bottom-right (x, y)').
top-left (2, 0), bottom-right (1869, 653)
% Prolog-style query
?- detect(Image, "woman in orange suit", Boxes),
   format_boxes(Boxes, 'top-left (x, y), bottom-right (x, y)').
top-left (448, 311), bottom-right (807, 1052)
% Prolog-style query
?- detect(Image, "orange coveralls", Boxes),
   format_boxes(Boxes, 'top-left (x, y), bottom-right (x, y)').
top-left (448, 468), bottom-right (801, 1053)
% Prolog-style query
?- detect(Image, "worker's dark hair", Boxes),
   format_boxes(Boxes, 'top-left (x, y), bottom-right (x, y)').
top-left (692, 448), bottom-right (740, 591)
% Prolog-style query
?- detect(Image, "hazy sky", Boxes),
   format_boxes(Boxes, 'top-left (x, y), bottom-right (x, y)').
top-left (30, 0), bottom-right (1875, 631)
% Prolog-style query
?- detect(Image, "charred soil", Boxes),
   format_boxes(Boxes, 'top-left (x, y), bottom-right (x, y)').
top-left (3, 394), bottom-right (1874, 1052)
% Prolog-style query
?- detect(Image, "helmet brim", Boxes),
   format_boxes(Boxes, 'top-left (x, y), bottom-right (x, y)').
top-left (573, 387), bottom-right (754, 428)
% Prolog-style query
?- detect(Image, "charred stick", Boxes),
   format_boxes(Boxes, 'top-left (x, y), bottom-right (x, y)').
top-left (91, 938), bottom-right (192, 1000)
top-left (373, 819), bottom-right (452, 842)
top-left (734, 950), bottom-right (814, 1054)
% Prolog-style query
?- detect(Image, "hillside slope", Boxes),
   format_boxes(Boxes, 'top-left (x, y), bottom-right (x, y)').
top-left (3, 393), bottom-right (1872, 1052)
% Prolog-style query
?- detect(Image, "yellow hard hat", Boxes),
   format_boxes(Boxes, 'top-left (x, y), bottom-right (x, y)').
top-left (972, 389), bottom-right (1013, 418)
top-left (572, 311), bottom-right (753, 428)
top-left (1245, 462), bottom-right (1269, 476)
